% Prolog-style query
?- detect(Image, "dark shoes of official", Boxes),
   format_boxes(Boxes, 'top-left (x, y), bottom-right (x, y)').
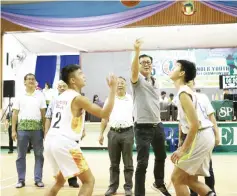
top-left (105, 188), bottom-right (117, 196)
top-left (35, 181), bottom-right (44, 187)
top-left (69, 182), bottom-right (80, 188)
top-left (151, 182), bottom-right (171, 196)
top-left (125, 189), bottom-right (132, 196)
top-left (16, 181), bottom-right (44, 188)
top-left (15, 182), bottom-right (25, 188)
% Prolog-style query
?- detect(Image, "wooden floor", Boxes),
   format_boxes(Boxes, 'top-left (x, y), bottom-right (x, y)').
top-left (1, 150), bottom-right (237, 196)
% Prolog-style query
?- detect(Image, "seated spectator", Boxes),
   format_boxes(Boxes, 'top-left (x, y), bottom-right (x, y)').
top-left (43, 82), bottom-right (54, 107)
top-left (93, 94), bottom-right (104, 108)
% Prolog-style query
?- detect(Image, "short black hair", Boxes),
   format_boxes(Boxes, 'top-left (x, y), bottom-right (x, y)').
top-left (139, 54), bottom-right (153, 63)
top-left (45, 82), bottom-right (51, 88)
top-left (161, 91), bottom-right (166, 95)
top-left (93, 94), bottom-right (99, 102)
top-left (169, 93), bottom-right (174, 97)
top-left (61, 64), bottom-right (80, 85)
top-left (24, 73), bottom-right (35, 81)
top-left (118, 76), bottom-right (126, 81)
top-left (177, 60), bottom-right (196, 83)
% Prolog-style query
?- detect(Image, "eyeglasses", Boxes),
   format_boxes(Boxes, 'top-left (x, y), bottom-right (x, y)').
top-left (140, 61), bottom-right (152, 66)
top-left (26, 78), bottom-right (35, 81)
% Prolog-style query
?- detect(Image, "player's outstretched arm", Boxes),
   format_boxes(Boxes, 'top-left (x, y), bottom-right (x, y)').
top-left (73, 74), bottom-right (117, 119)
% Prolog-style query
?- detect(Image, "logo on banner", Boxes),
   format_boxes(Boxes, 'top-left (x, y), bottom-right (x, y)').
top-left (222, 127), bottom-right (234, 145)
top-left (219, 107), bottom-right (233, 118)
top-left (162, 60), bottom-right (176, 75)
top-left (182, 1), bottom-right (196, 16)
top-left (222, 75), bottom-right (237, 89)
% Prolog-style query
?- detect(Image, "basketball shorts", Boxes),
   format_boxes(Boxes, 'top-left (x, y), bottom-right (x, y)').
top-left (44, 134), bottom-right (89, 179)
top-left (176, 127), bottom-right (215, 176)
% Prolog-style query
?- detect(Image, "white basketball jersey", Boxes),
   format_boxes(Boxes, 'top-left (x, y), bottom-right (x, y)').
top-left (48, 89), bottom-right (85, 141)
top-left (177, 85), bottom-right (213, 134)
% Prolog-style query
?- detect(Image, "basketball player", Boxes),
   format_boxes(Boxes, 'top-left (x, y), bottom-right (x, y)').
top-left (179, 80), bottom-right (219, 196)
top-left (44, 64), bottom-right (117, 196)
top-left (169, 60), bottom-right (216, 196)
top-left (45, 80), bottom-right (81, 188)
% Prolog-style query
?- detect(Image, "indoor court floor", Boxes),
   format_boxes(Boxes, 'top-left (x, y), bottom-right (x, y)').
top-left (1, 150), bottom-right (237, 196)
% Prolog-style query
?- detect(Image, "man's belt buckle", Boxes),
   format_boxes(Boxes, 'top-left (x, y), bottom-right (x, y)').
top-left (114, 127), bottom-right (121, 132)
top-left (153, 124), bottom-right (158, 127)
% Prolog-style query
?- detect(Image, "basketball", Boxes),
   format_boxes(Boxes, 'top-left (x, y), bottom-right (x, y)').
top-left (120, 0), bottom-right (140, 8)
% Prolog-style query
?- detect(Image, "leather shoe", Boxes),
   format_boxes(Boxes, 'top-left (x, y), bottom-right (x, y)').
top-left (125, 189), bottom-right (132, 196)
top-left (35, 182), bottom-right (44, 187)
top-left (15, 182), bottom-right (25, 188)
top-left (105, 188), bottom-right (116, 196)
top-left (69, 182), bottom-right (79, 188)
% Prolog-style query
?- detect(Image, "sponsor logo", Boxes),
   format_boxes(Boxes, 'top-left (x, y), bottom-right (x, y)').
top-left (162, 60), bottom-right (176, 75)
top-left (222, 127), bottom-right (234, 145)
top-left (219, 107), bottom-right (233, 118)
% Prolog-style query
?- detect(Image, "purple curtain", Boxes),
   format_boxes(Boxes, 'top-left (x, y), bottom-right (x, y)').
top-left (1, 2), bottom-right (175, 33)
top-left (200, 1), bottom-right (237, 17)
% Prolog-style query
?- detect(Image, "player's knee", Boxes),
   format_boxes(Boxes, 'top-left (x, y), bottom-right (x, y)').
top-left (56, 177), bottom-right (65, 187)
top-left (85, 175), bottom-right (95, 186)
top-left (171, 172), bottom-right (178, 184)
top-left (171, 171), bottom-right (186, 185)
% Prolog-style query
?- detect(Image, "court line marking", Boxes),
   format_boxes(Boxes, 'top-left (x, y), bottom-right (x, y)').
top-left (0, 175), bottom-right (17, 182)
top-left (2, 184), bottom-right (237, 195)
top-left (0, 177), bottom-right (32, 190)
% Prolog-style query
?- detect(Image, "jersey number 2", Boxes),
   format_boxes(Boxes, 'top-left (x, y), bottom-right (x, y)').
top-left (53, 112), bottom-right (61, 128)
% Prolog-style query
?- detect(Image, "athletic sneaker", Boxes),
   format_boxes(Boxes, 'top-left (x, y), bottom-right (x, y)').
top-left (151, 182), bottom-right (171, 196)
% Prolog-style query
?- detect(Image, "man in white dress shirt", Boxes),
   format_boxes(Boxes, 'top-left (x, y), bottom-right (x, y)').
top-left (99, 77), bottom-right (134, 196)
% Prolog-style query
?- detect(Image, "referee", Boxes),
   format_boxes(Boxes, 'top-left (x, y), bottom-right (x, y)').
top-left (131, 39), bottom-right (171, 196)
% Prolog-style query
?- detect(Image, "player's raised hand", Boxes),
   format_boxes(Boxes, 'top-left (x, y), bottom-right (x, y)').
top-left (98, 134), bottom-right (104, 145)
top-left (134, 39), bottom-right (143, 50)
top-left (106, 74), bottom-right (118, 90)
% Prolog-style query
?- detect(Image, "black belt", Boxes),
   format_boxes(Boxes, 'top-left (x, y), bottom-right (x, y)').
top-left (110, 126), bottom-right (133, 133)
top-left (135, 122), bottom-right (161, 128)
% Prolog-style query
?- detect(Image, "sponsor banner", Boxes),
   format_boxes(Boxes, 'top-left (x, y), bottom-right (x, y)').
top-left (132, 48), bottom-right (237, 88)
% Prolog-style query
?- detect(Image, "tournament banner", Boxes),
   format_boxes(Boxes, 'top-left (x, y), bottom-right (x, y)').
top-left (132, 48), bottom-right (237, 88)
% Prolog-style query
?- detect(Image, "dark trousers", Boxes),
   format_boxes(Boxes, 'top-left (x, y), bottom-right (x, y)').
top-left (190, 160), bottom-right (215, 196)
top-left (8, 126), bottom-right (14, 151)
top-left (134, 123), bottom-right (167, 196)
top-left (107, 127), bottom-right (134, 191)
top-left (16, 130), bottom-right (44, 183)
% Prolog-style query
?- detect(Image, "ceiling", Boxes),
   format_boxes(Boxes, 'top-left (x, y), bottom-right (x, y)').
top-left (5, 23), bottom-right (237, 54)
